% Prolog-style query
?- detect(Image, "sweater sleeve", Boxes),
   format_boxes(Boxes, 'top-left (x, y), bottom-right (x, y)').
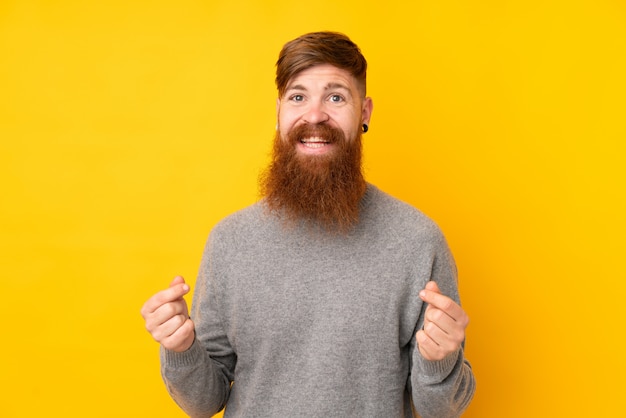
top-left (409, 232), bottom-right (476, 418)
top-left (160, 235), bottom-right (236, 417)
top-left (160, 339), bottom-right (232, 417)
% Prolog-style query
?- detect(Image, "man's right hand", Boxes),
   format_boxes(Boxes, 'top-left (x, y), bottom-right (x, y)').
top-left (141, 276), bottom-right (196, 352)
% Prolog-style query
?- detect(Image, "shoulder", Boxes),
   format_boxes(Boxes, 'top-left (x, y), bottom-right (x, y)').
top-left (208, 201), bottom-right (269, 245)
top-left (363, 184), bottom-right (445, 243)
top-left (213, 201), bottom-right (263, 230)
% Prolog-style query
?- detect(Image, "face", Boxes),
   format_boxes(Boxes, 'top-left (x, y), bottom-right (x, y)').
top-left (276, 64), bottom-right (373, 157)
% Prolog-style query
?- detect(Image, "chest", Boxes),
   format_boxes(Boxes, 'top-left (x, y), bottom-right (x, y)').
top-left (216, 236), bottom-right (427, 353)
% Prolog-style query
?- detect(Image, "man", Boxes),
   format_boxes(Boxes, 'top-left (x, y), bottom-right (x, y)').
top-left (141, 31), bottom-right (475, 417)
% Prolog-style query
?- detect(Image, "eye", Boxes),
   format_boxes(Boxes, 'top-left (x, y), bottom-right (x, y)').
top-left (289, 94), bottom-right (304, 102)
top-left (329, 94), bottom-right (344, 103)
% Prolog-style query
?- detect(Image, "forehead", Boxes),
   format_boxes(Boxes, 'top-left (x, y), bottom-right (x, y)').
top-left (285, 64), bottom-right (360, 92)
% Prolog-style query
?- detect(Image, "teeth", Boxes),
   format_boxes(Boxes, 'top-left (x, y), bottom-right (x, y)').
top-left (301, 137), bottom-right (328, 148)
top-left (302, 136), bottom-right (325, 143)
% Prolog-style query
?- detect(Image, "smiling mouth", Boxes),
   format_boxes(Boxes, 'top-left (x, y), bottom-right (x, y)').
top-left (300, 137), bottom-right (330, 149)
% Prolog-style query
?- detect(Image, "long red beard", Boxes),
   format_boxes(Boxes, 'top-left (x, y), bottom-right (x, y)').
top-left (259, 123), bottom-right (367, 234)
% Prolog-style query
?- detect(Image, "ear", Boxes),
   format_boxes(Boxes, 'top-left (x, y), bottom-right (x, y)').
top-left (361, 97), bottom-right (373, 126)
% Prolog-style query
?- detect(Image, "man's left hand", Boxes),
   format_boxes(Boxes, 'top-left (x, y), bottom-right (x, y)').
top-left (416, 281), bottom-right (469, 361)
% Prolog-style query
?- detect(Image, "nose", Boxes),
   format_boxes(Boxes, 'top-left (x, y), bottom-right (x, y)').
top-left (303, 100), bottom-right (329, 125)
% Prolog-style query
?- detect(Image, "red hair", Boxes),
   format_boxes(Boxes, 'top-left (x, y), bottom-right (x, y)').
top-left (275, 31), bottom-right (367, 97)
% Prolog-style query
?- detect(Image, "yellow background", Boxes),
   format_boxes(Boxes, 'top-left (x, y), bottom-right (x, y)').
top-left (1, 0), bottom-right (624, 416)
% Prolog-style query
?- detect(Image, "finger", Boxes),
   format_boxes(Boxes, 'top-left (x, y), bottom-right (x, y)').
top-left (425, 318), bottom-right (465, 352)
top-left (423, 305), bottom-right (468, 349)
top-left (161, 317), bottom-right (196, 352)
top-left (419, 288), bottom-right (462, 321)
top-left (421, 321), bottom-right (443, 346)
top-left (149, 298), bottom-right (189, 328)
top-left (141, 279), bottom-right (190, 316)
top-left (169, 275), bottom-right (186, 288)
top-left (416, 329), bottom-right (441, 361)
top-left (423, 318), bottom-right (453, 345)
top-left (150, 312), bottom-right (190, 342)
top-left (425, 280), bottom-right (440, 293)
top-left (417, 330), bottom-right (459, 361)
top-left (425, 305), bottom-right (457, 334)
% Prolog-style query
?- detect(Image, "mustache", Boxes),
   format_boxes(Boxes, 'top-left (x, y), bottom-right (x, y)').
top-left (286, 123), bottom-right (346, 145)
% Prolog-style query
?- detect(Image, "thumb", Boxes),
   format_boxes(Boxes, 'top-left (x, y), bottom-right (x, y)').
top-left (169, 275), bottom-right (186, 288)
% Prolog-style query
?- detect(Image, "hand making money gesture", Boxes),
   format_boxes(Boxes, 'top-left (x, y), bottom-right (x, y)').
top-left (416, 281), bottom-right (469, 361)
top-left (140, 276), bottom-right (196, 352)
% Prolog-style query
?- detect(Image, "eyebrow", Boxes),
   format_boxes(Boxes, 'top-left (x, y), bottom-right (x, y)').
top-left (286, 82), bottom-right (352, 95)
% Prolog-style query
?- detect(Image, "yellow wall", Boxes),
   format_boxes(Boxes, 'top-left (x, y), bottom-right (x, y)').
top-left (1, 1), bottom-right (624, 416)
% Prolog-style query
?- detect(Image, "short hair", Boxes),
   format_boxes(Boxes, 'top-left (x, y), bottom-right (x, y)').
top-left (275, 31), bottom-right (367, 97)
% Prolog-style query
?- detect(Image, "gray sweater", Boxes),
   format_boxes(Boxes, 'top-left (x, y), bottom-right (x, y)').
top-left (161, 184), bottom-right (475, 417)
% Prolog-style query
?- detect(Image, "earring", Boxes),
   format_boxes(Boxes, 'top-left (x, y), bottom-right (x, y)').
top-left (362, 124), bottom-right (369, 133)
